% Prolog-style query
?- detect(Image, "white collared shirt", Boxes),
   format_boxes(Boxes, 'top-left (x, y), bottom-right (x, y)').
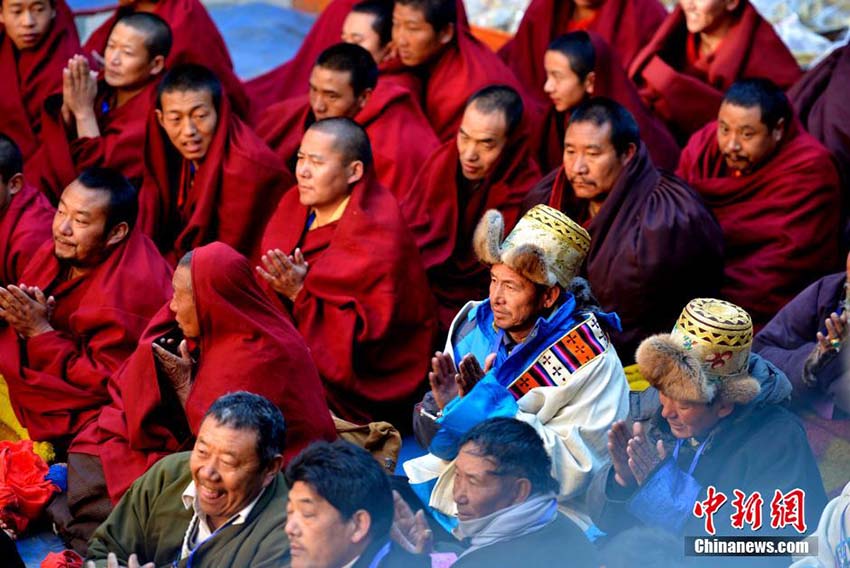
top-left (179, 481), bottom-right (265, 559)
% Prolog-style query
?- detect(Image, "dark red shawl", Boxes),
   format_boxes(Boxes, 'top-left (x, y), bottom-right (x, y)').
top-left (0, 183), bottom-right (53, 286)
top-left (402, 122), bottom-right (539, 330)
top-left (0, 230), bottom-right (172, 446)
top-left (260, 172), bottom-right (436, 426)
top-left (529, 144), bottom-right (724, 362)
top-left (26, 81), bottom-right (159, 202)
top-left (82, 0), bottom-right (251, 120)
top-left (677, 120), bottom-right (841, 328)
top-left (498, 0), bottom-right (666, 104)
top-left (629, 2), bottom-right (801, 142)
top-left (137, 94), bottom-right (291, 263)
top-left (255, 82), bottom-right (437, 198)
top-left (89, 242), bottom-right (335, 502)
top-left (0, 0), bottom-right (80, 160)
top-left (536, 33), bottom-right (680, 173)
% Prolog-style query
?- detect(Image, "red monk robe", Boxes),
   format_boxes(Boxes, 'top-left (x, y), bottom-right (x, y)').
top-left (137, 94), bottom-right (292, 263)
top-left (82, 0), bottom-right (251, 120)
top-left (677, 120), bottom-right (841, 328)
top-left (0, 229), bottom-right (172, 446)
top-left (261, 172), bottom-right (437, 427)
top-left (536, 33), bottom-right (680, 173)
top-left (498, 0), bottom-right (666, 104)
top-left (0, 0), bottom-right (80, 160)
top-left (402, 121), bottom-right (539, 330)
top-left (85, 242), bottom-right (336, 502)
top-left (26, 82), bottom-right (158, 202)
top-left (255, 82), bottom-right (438, 198)
top-left (629, 2), bottom-right (801, 142)
top-left (0, 184), bottom-right (54, 286)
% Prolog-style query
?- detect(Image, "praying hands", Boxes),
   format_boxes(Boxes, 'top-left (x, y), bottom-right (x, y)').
top-left (608, 420), bottom-right (667, 488)
top-left (0, 284), bottom-right (55, 339)
top-left (257, 248), bottom-right (308, 301)
top-left (61, 54), bottom-right (100, 138)
top-left (428, 352), bottom-right (496, 410)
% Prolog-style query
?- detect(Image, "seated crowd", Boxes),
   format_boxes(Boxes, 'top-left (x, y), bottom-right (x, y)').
top-left (0, 0), bottom-right (847, 566)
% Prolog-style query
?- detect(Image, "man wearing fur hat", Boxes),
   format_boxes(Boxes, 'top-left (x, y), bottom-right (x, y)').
top-left (588, 298), bottom-right (828, 546)
top-left (405, 204), bottom-right (629, 532)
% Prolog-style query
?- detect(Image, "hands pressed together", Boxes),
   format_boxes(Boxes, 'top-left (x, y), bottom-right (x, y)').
top-left (256, 248), bottom-right (308, 302)
top-left (0, 284), bottom-right (55, 339)
top-left (61, 55), bottom-right (100, 138)
top-left (428, 351), bottom-right (496, 411)
top-left (608, 420), bottom-right (668, 488)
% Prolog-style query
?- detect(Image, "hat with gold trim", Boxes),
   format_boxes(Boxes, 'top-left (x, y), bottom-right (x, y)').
top-left (636, 298), bottom-right (760, 405)
top-left (473, 205), bottom-right (590, 287)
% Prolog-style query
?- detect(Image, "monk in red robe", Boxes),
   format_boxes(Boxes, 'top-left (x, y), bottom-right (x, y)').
top-left (677, 79), bottom-right (841, 329)
top-left (138, 64), bottom-right (291, 263)
top-left (498, 0), bottom-right (666, 104)
top-left (525, 98), bottom-right (724, 362)
top-left (0, 0), bottom-right (80, 160)
top-left (0, 168), bottom-right (172, 452)
top-left (392, 0), bottom-right (531, 142)
top-left (402, 86), bottom-right (540, 332)
top-left (629, 0), bottom-right (800, 143)
top-left (82, 0), bottom-right (250, 120)
top-left (255, 43), bottom-right (437, 200)
top-left (258, 118), bottom-right (436, 427)
top-left (0, 135), bottom-right (54, 287)
top-left (538, 31), bottom-right (680, 173)
top-left (26, 13), bottom-right (171, 200)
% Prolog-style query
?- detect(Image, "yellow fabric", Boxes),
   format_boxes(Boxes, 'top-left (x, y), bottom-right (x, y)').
top-left (624, 364), bottom-right (650, 392)
top-left (309, 195), bottom-right (351, 231)
top-left (0, 374), bottom-right (55, 462)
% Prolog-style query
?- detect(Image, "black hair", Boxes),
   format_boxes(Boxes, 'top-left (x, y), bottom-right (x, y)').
top-left (285, 440), bottom-right (393, 540)
top-left (308, 117), bottom-right (373, 169)
top-left (459, 417), bottom-right (560, 496)
top-left (467, 85), bottom-right (524, 137)
top-left (546, 31), bottom-right (595, 81)
top-left (75, 167), bottom-right (138, 232)
top-left (395, 0), bottom-right (456, 32)
top-left (204, 391), bottom-right (287, 468)
top-left (722, 78), bottom-right (791, 130)
top-left (315, 43), bottom-right (379, 96)
top-left (0, 134), bottom-right (23, 184)
top-left (113, 12), bottom-right (173, 60)
top-left (351, 0), bottom-right (393, 46)
top-left (569, 97), bottom-right (640, 156)
top-left (157, 63), bottom-right (222, 111)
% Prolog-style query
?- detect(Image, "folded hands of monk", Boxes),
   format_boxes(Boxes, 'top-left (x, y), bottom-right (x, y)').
top-left (62, 54), bottom-right (100, 138)
top-left (0, 284), bottom-right (55, 339)
top-left (256, 248), bottom-right (308, 302)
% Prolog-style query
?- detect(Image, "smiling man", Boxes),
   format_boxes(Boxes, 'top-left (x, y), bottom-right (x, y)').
top-left (677, 79), bottom-right (841, 329)
top-left (86, 392), bottom-right (292, 567)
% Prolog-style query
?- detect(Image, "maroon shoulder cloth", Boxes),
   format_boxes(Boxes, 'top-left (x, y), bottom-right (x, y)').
top-left (677, 119), bottom-right (841, 329)
top-left (498, 0), bottom-right (666, 104)
top-left (89, 242), bottom-right (335, 502)
top-left (138, 94), bottom-right (292, 263)
top-left (0, 229), bottom-right (172, 446)
top-left (0, 184), bottom-right (54, 287)
top-left (402, 120), bottom-right (539, 330)
top-left (82, 0), bottom-right (251, 120)
top-left (531, 143), bottom-right (724, 362)
top-left (260, 172), bottom-right (437, 426)
top-left (629, 1), bottom-right (801, 141)
top-left (0, 0), bottom-right (80, 160)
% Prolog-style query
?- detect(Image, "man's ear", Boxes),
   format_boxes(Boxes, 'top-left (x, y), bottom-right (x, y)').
top-left (261, 454), bottom-right (284, 488)
top-left (620, 142), bottom-right (637, 166)
top-left (105, 221), bottom-right (130, 247)
top-left (724, 0), bottom-right (740, 13)
top-left (149, 55), bottom-right (166, 78)
top-left (155, 108), bottom-right (165, 130)
top-left (542, 285), bottom-right (561, 309)
top-left (512, 478), bottom-right (532, 505)
top-left (584, 71), bottom-right (596, 97)
top-left (7, 173), bottom-right (24, 196)
top-left (357, 88), bottom-right (374, 113)
top-left (771, 117), bottom-right (785, 144)
top-left (349, 510), bottom-right (372, 545)
top-left (716, 401), bottom-right (735, 420)
top-left (438, 22), bottom-right (454, 46)
top-left (347, 160), bottom-right (365, 185)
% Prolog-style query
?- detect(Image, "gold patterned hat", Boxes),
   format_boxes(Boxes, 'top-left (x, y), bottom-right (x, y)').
top-left (472, 205), bottom-right (590, 287)
top-left (636, 298), bottom-right (760, 405)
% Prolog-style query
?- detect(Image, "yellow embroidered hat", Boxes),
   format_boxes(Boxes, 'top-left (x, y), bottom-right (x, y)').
top-left (472, 205), bottom-right (590, 288)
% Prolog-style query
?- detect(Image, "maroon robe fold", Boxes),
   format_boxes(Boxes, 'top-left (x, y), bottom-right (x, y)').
top-left (0, 0), bottom-right (80, 160)
top-left (401, 122), bottom-right (540, 330)
top-left (677, 120), bottom-right (841, 328)
top-left (629, 2), bottom-right (801, 142)
top-left (82, 0), bottom-right (251, 120)
top-left (255, 82), bottom-right (437, 198)
top-left (536, 33), bottom-right (680, 173)
top-left (526, 144), bottom-right (724, 362)
top-left (497, 0), bottom-right (666, 104)
top-left (260, 172), bottom-right (437, 426)
top-left (26, 82), bottom-right (159, 202)
top-left (0, 230), bottom-right (172, 446)
top-left (87, 242), bottom-right (335, 502)
top-left (0, 184), bottom-right (54, 286)
top-left (137, 94), bottom-right (291, 263)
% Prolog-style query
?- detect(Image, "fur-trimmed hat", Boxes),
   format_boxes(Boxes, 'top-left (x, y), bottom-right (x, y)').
top-left (636, 298), bottom-right (760, 405)
top-left (473, 205), bottom-right (590, 287)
